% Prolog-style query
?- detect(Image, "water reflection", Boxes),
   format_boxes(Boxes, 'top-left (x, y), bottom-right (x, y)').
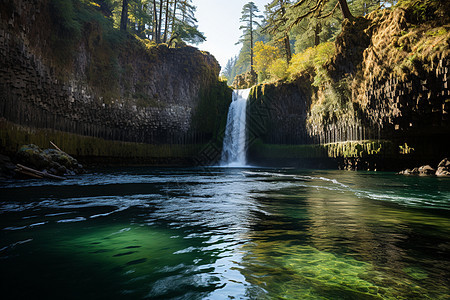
top-left (0, 168), bottom-right (449, 299)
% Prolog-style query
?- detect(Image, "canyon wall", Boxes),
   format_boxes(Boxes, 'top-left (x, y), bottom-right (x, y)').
top-left (247, 6), bottom-right (450, 169)
top-left (0, 0), bottom-right (231, 164)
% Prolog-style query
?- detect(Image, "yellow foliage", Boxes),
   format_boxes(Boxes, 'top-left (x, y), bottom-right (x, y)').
top-left (253, 41), bottom-right (280, 81)
top-left (287, 42), bottom-right (335, 80)
top-left (268, 58), bottom-right (288, 80)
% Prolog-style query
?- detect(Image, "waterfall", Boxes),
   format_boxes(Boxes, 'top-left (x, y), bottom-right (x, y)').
top-left (220, 89), bottom-right (251, 167)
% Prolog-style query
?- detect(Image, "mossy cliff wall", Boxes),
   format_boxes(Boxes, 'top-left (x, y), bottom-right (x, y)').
top-left (0, 0), bottom-right (231, 163)
top-left (247, 4), bottom-right (449, 169)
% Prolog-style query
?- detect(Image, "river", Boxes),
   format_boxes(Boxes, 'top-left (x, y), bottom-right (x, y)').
top-left (0, 167), bottom-right (449, 299)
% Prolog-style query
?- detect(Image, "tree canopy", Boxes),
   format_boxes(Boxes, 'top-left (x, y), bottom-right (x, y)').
top-left (224, 0), bottom-right (399, 84)
top-left (236, 2), bottom-right (264, 74)
top-left (94, 0), bottom-right (205, 44)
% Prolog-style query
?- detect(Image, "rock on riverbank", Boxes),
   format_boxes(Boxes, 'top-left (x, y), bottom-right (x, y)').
top-left (0, 144), bottom-right (86, 179)
top-left (398, 158), bottom-right (450, 177)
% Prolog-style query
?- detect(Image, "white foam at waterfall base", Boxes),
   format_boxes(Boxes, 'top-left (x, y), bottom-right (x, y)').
top-left (220, 89), bottom-right (251, 167)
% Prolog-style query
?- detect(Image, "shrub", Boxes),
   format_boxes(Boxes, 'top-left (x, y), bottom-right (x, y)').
top-left (253, 41), bottom-right (281, 82)
top-left (268, 58), bottom-right (288, 80)
top-left (287, 42), bottom-right (335, 80)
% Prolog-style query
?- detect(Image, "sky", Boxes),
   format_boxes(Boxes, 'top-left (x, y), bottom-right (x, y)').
top-left (191, 0), bottom-right (270, 70)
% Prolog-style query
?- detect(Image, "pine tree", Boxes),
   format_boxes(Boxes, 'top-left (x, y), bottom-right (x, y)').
top-left (236, 2), bottom-right (263, 74)
top-left (263, 0), bottom-right (292, 63)
top-left (287, 0), bottom-right (353, 32)
top-left (222, 56), bottom-right (237, 83)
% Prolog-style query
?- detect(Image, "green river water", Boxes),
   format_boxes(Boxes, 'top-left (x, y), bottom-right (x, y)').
top-left (0, 167), bottom-right (449, 299)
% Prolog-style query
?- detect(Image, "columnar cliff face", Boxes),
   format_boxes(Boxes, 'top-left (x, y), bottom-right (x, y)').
top-left (0, 0), bottom-right (231, 161)
top-left (248, 4), bottom-right (450, 168)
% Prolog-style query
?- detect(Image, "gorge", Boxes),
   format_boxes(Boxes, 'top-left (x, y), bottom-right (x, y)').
top-left (0, 1), bottom-right (449, 299)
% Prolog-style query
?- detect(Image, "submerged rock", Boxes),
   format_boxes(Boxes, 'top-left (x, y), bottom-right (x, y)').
top-left (16, 144), bottom-right (85, 177)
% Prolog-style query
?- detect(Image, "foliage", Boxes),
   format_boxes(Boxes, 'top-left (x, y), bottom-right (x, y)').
top-left (98, 0), bottom-right (204, 44)
top-left (253, 41), bottom-right (280, 82)
top-left (399, 143), bottom-right (414, 155)
top-left (50, 0), bottom-right (82, 38)
top-left (268, 58), bottom-right (288, 80)
top-left (221, 56), bottom-right (237, 84)
top-left (287, 42), bottom-right (335, 80)
top-left (397, 0), bottom-right (450, 23)
top-left (263, 0), bottom-right (292, 63)
top-left (236, 2), bottom-right (264, 75)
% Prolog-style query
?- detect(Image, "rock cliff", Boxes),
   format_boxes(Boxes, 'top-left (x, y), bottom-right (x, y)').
top-left (247, 2), bottom-right (450, 169)
top-left (0, 0), bottom-right (231, 163)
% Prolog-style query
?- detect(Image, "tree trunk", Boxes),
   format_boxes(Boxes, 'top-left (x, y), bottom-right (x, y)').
top-left (250, 7), bottom-right (254, 73)
top-left (163, 0), bottom-right (170, 42)
top-left (158, 0), bottom-right (164, 42)
top-left (284, 33), bottom-right (291, 63)
top-left (120, 0), bottom-right (129, 31)
top-left (152, 0), bottom-right (159, 42)
top-left (171, 0), bottom-right (178, 34)
top-left (338, 0), bottom-right (353, 20)
top-left (280, 1), bottom-right (291, 63)
top-left (314, 23), bottom-right (321, 46)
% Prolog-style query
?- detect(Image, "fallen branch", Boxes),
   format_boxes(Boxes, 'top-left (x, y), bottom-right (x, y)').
top-left (16, 164), bottom-right (66, 181)
top-left (50, 141), bottom-right (62, 152)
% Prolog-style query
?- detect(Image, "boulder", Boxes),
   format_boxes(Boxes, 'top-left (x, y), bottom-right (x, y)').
top-left (398, 167), bottom-right (419, 175)
top-left (16, 144), bottom-right (52, 170)
top-left (436, 158), bottom-right (450, 176)
top-left (398, 168), bottom-right (411, 175)
top-left (438, 158), bottom-right (450, 168)
top-left (418, 165), bottom-right (435, 176)
top-left (16, 144), bottom-right (85, 176)
top-left (436, 167), bottom-right (450, 176)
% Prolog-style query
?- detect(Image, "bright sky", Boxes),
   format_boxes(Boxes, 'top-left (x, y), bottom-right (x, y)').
top-left (192, 0), bottom-right (270, 71)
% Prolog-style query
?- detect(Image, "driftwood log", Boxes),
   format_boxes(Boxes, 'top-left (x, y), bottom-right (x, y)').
top-left (15, 164), bottom-right (66, 180)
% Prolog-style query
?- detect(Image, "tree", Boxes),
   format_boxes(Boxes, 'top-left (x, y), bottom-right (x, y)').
top-left (263, 0), bottom-right (292, 63)
top-left (253, 41), bottom-right (280, 81)
top-left (116, 0), bottom-right (203, 44)
top-left (171, 0), bottom-right (205, 44)
top-left (152, 0), bottom-right (160, 41)
top-left (120, 0), bottom-right (129, 31)
top-left (288, 0), bottom-right (353, 32)
top-left (288, 0), bottom-right (342, 51)
top-left (237, 2), bottom-right (263, 74)
top-left (222, 56), bottom-right (237, 83)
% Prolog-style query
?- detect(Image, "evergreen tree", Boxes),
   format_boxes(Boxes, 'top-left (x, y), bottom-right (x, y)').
top-left (287, 0), bottom-right (353, 31)
top-left (171, 0), bottom-right (205, 44)
top-left (289, 0), bottom-right (342, 52)
top-left (263, 0), bottom-right (292, 63)
top-left (236, 2), bottom-right (263, 74)
top-left (222, 56), bottom-right (237, 83)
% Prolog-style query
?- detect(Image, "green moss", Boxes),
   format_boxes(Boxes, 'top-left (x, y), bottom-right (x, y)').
top-left (403, 267), bottom-right (428, 280)
top-left (0, 120), bottom-right (203, 162)
top-left (191, 81), bottom-right (232, 139)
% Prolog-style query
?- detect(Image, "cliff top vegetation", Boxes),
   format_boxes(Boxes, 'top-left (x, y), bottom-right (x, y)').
top-left (225, 0), bottom-right (449, 88)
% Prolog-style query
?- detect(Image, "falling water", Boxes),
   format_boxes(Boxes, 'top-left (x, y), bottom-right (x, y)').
top-left (220, 89), bottom-right (251, 167)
